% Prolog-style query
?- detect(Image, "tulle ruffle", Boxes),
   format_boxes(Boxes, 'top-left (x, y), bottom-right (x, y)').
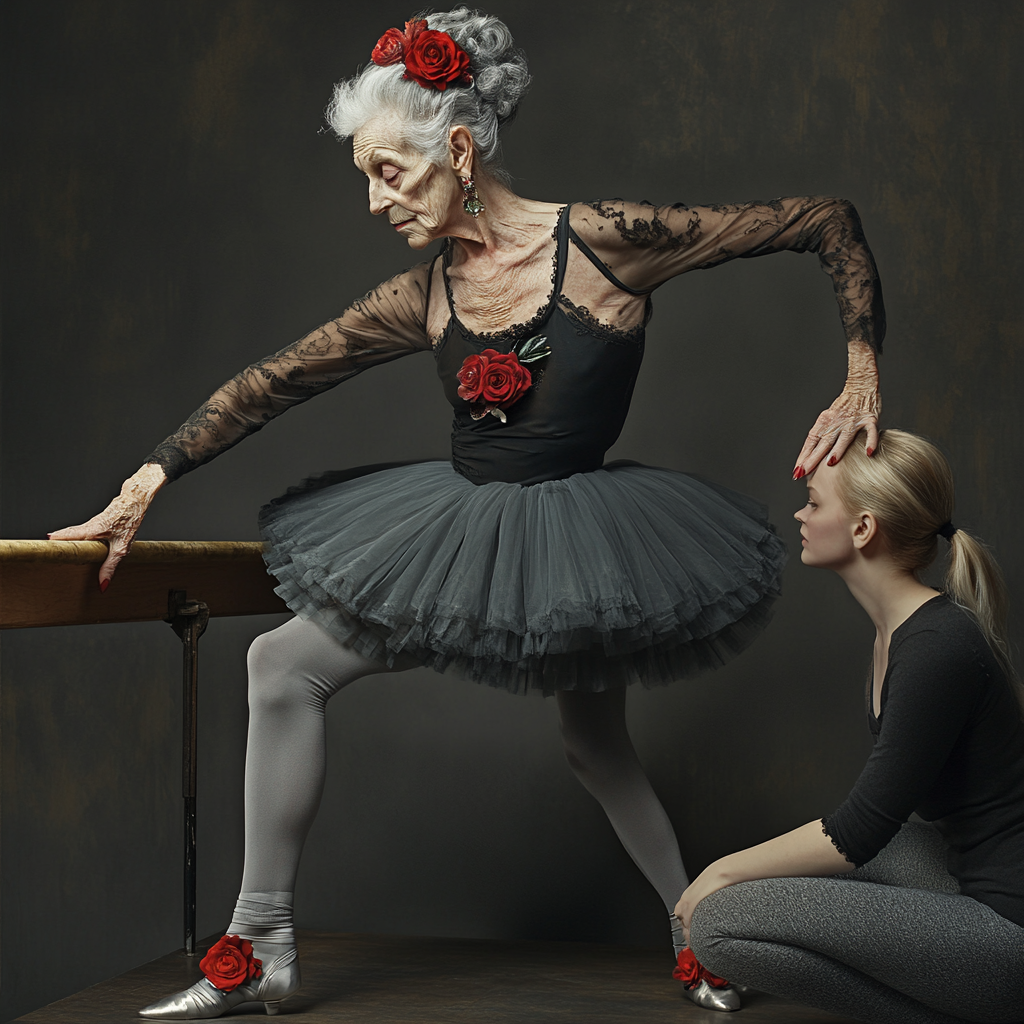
top-left (259, 461), bottom-right (786, 694)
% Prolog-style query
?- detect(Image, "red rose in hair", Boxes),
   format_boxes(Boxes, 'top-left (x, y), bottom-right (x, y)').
top-left (456, 352), bottom-right (488, 401)
top-left (403, 29), bottom-right (472, 91)
top-left (199, 935), bottom-right (262, 993)
top-left (402, 19), bottom-right (427, 45)
top-left (480, 350), bottom-right (531, 406)
top-left (371, 28), bottom-right (405, 66)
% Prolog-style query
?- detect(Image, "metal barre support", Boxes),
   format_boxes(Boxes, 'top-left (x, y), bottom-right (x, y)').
top-left (167, 590), bottom-right (210, 957)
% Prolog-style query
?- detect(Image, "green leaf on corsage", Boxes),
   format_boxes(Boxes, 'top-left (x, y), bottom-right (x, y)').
top-left (513, 333), bottom-right (551, 365)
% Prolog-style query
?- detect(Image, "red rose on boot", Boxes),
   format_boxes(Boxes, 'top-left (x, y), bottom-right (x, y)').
top-left (403, 29), bottom-right (472, 90)
top-left (200, 935), bottom-right (263, 992)
top-left (673, 948), bottom-right (729, 989)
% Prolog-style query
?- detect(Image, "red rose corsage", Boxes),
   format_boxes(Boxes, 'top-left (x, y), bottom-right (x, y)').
top-left (371, 19), bottom-right (472, 91)
top-left (199, 935), bottom-right (263, 993)
top-left (456, 334), bottom-right (550, 423)
top-left (672, 948), bottom-right (730, 990)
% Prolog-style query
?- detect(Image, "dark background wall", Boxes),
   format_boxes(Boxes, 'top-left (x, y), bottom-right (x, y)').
top-left (2, 1), bottom-right (1021, 1019)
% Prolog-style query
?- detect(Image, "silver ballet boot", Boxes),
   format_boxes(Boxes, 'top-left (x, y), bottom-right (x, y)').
top-left (138, 946), bottom-right (299, 1019)
top-left (681, 978), bottom-right (742, 1011)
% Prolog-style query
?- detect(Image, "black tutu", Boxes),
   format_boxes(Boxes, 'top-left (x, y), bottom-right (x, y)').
top-left (259, 460), bottom-right (786, 694)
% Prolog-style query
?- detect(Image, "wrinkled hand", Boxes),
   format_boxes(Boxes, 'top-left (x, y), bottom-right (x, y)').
top-left (793, 342), bottom-right (880, 478)
top-left (48, 463), bottom-right (166, 588)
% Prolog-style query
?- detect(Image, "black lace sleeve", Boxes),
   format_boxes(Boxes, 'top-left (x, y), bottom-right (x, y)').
top-left (571, 197), bottom-right (885, 352)
top-left (145, 263), bottom-right (433, 481)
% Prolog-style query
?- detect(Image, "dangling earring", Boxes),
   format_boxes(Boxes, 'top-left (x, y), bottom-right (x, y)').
top-left (461, 175), bottom-right (485, 217)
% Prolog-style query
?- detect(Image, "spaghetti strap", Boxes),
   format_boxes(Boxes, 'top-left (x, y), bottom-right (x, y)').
top-left (552, 203), bottom-right (572, 296)
top-left (440, 240), bottom-right (458, 317)
top-left (425, 252), bottom-right (443, 319)
top-left (568, 223), bottom-right (651, 296)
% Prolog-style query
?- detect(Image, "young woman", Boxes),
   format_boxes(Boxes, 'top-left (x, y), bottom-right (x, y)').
top-left (678, 429), bottom-right (1024, 1024)
top-left (47, 8), bottom-right (884, 1017)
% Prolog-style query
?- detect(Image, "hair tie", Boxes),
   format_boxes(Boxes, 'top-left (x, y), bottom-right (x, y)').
top-left (936, 521), bottom-right (958, 540)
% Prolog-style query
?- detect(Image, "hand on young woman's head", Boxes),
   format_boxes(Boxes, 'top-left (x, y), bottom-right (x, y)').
top-left (793, 340), bottom-right (881, 478)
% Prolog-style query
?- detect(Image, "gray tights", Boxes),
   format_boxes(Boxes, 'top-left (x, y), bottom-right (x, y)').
top-left (229, 617), bottom-right (688, 946)
top-left (689, 822), bottom-right (1024, 1024)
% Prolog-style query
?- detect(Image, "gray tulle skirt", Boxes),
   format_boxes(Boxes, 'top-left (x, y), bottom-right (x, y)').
top-left (259, 460), bottom-right (786, 694)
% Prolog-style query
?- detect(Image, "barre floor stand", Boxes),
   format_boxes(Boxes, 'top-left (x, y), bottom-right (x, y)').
top-left (167, 590), bottom-right (210, 956)
top-left (0, 539), bottom-right (288, 955)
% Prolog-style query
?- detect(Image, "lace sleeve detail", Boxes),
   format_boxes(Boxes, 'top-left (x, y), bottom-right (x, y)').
top-left (820, 815), bottom-right (858, 866)
top-left (571, 197), bottom-right (885, 353)
top-left (145, 263), bottom-right (433, 480)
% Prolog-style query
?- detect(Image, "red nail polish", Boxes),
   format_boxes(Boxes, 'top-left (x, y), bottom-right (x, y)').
top-left (100, 579), bottom-right (110, 593)
top-left (793, 467), bottom-right (805, 480)
top-left (827, 456), bottom-right (838, 467)
top-left (866, 447), bottom-right (874, 457)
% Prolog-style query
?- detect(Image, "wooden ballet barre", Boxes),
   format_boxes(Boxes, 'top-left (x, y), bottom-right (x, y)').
top-left (0, 539), bottom-right (288, 956)
top-left (0, 539), bottom-right (287, 628)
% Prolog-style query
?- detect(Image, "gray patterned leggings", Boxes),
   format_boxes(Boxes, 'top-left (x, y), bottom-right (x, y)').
top-left (689, 822), bottom-right (1024, 1024)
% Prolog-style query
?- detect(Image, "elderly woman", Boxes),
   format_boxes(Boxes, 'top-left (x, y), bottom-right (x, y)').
top-left (676, 431), bottom-right (1024, 1023)
top-left (51, 8), bottom-right (884, 1018)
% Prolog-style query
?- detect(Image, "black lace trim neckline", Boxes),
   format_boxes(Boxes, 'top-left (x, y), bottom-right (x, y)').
top-left (434, 204), bottom-right (651, 352)
top-left (559, 295), bottom-right (649, 349)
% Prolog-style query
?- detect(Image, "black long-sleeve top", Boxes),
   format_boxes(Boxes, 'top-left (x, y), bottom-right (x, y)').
top-left (144, 196), bottom-right (884, 481)
top-left (823, 595), bottom-right (1024, 927)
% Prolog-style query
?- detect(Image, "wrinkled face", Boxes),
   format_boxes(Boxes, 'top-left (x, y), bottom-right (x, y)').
top-left (793, 462), bottom-right (859, 569)
top-left (352, 115), bottom-right (462, 249)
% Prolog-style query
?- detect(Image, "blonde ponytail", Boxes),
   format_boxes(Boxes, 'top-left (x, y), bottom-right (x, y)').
top-left (835, 429), bottom-right (1012, 676)
top-left (945, 528), bottom-right (1011, 672)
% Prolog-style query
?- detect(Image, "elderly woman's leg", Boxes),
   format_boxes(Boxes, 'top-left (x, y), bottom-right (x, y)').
top-left (556, 690), bottom-right (742, 1012)
top-left (141, 616), bottom-right (394, 1018)
top-left (230, 616), bottom-right (396, 942)
top-left (557, 689), bottom-right (688, 919)
top-left (689, 826), bottom-right (1024, 1024)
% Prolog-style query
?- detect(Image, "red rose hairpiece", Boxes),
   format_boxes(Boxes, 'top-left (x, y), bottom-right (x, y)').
top-left (371, 19), bottom-right (472, 91)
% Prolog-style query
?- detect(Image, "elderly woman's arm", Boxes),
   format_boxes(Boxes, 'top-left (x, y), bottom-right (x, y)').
top-left (571, 197), bottom-right (884, 473)
top-left (49, 264), bottom-right (434, 585)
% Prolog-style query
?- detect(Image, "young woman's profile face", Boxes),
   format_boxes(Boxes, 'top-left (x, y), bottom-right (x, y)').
top-left (793, 463), bottom-right (859, 570)
top-left (352, 116), bottom-right (463, 250)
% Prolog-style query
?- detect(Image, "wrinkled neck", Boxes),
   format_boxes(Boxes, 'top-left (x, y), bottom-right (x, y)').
top-left (447, 181), bottom-right (561, 262)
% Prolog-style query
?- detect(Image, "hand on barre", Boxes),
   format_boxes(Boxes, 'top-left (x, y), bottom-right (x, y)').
top-left (47, 463), bottom-right (168, 589)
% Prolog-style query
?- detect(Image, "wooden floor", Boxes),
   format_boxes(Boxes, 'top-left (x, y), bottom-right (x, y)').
top-left (16, 931), bottom-right (862, 1023)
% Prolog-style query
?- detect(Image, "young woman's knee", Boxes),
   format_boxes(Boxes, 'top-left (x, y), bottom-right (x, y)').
top-left (688, 888), bottom-right (743, 975)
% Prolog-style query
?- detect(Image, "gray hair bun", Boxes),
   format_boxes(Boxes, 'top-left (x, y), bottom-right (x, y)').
top-left (328, 7), bottom-right (530, 181)
top-left (422, 7), bottom-right (531, 125)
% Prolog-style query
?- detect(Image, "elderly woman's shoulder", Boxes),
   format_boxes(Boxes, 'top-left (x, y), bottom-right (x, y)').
top-left (569, 198), bottom-right (704, 255)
